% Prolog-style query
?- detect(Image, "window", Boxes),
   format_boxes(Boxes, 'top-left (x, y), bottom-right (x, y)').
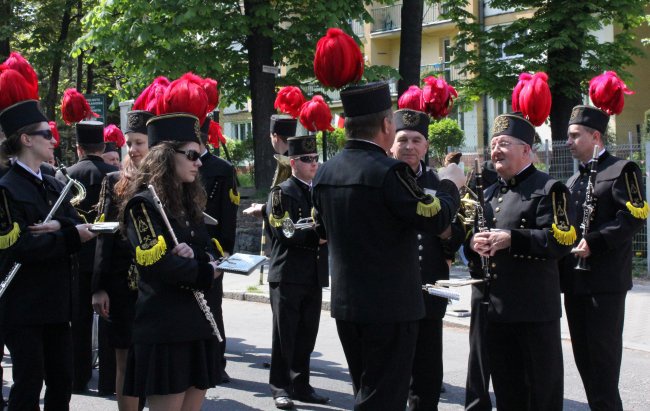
top-left (233, 122), bottom-right (252, 141)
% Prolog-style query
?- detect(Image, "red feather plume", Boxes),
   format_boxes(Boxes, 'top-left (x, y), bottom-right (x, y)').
top-left (132, 76), bottom-right (170, 115)
top-left (398, 85), bottom-right (424, 111)
top-left (3, 52), bottom-right (39, 99)
top-left (161, 72), bottom-right (209, 124)
top-left (103, 124), bottom-right (126, 148)
top-left (421, 76), bottom-right (458, 119)
top-left (208, 121), bottom-right (227, 148)
top-left (299, 95), bottom-right (334, 132)
top-left (314, 28), bottom-right (364, 89)
top-left (61, 88), bottom-right (98, 124)
top-left (512, 72), bottom-right (551, 127)
top-left (202, 77), bottom-right (219, 112)
top-left (589, 71), bottom-right (634, 116)
top-left (49, 121), bottom-right (60, 148)
top-left (274, 86), bottom-right (306, 118)
top-left (0, 65), bottom-right (35, 111)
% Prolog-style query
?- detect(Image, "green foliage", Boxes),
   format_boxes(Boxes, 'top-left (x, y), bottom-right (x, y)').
top-left (226, 138), bottom-right (255, 169)
top-left (428, 118), bottom-right (464, 161)
top-left (316, 128), bottom-right (347, 157)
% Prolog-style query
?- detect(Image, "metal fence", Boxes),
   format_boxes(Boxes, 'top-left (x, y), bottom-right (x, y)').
top-left (448, 141), bottom-right (649, 273)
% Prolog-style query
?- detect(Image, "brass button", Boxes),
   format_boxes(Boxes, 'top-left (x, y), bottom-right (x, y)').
top-left (521, 218), bottom-right (526, 223)
top-left (493, 274), bottom-right (498, 279)
top-left (490, 262), bottom-right (496, 268)
top-left (185, 221), bottom-right (190, 226)
top-left (501, 187), bottom-right (507, 193)
top-left (493, 217), bottom-right (497, 223)
top-left (527, 255), bottom-right (532, 259)
top-left (190, 231), bottom-right (195, 237)
top-left (48, 200), bottom-right (53, 205)
top-left (418, 245), bottom-right (423, 251)
top-left (495, 207), bottom-right (501, 213)
top-left (417, 234), bottom-right (422, 240)
top-left (498, 197), bottom-right (503, 203)
top-left (519, 225), bottom-right (524, 228)
top-left (419, 256), bottom-right (423, 261)
top-left (513, 254), bottom-right (518, 258)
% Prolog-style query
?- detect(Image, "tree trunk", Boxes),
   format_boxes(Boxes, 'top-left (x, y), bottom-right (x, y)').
top-left (0, 0), bottom-right (10, 60)
top-left (86, 61), bottom-right (94, 94)
top-left (244, 0), bottom-right (276, 191)
top-left (44, 0), bottom-right (75, 120)
top-left (76, 51), bottom-right (83, 90)
top-left (397, 0), bottom-right (424, 97)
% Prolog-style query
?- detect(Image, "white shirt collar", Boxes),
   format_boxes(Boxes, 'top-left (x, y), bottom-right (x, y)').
top-left (16, 159), bottom-right (43, 181)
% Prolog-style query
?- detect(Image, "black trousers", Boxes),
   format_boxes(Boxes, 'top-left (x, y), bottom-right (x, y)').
top-left (564, 292), bottom-right (626, 411)
top-left (465, 285), bottom-right (492, 411)
top-left (71, 271), bottom-right (93, 390)
top-left (5, 323), bottom-right (72, 411)
top-left (97, 317), bottom-right (116, 395)
top-left (487, 319), bottom-right (563, 411)
top-left (213, 275), bottom-right (227, 373)
top-left (269, 282), bottom-right (322, 398)
top-left (336, 319), bottom-right (418, 411)
top-left (409, 317), bottom-right (443, 411)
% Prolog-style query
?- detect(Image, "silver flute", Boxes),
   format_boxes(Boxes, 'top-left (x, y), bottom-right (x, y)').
top-left (0, 175), bottom-right (76, 300)
top-left (147, 185), bottom-right (223, 342)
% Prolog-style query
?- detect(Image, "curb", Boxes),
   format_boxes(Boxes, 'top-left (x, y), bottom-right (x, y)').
top-left (224, 291), bottom-right (332, 311)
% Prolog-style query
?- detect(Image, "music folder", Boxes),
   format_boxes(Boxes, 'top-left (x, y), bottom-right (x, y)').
top-left (216, 253), bottom-right (267, 275)
top-left (89, 222), bottom-right (120, 234)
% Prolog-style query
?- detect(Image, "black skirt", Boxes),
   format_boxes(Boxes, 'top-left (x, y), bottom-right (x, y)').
top-left (122, 338), bottom-right (221, 397)
top-left (107, 289), bottom-right (138, 349)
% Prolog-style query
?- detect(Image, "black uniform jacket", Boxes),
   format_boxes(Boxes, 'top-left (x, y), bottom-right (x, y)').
top-left (199, 152), bottom-right (239, 254)
top-left (0, 164), bottom-right (82, 326)
top-left (123, 189), bottom-right (219, 344)
top-left (92, 172), bottom-right (136, 295)
top-left (464, 165), bottom-right (575, 323)
top-left (416, 166), bottom-right (465, 319)
top-left (312, 139), bottom-right (460, 323)
top-left (266, 176), bottom-right (328, 287)
top-left (56, 155), bottom-right (118, 271)
top-left (560, 151), bottom-right (646, 295)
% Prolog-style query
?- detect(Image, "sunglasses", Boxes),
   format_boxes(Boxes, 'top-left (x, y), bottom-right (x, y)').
top-left (174, 149), bottom-right (201, 161)
top-left (29, 129), bottom-right (54, 140)
top-left (297, 155), bottom-right (319, 164)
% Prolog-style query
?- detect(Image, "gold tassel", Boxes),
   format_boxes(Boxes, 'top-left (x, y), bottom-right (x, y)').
top-left (268, 211), bottom-right (289, 228)
top-left (416, 196), bottom-right (441, 217)
top-left (552, 224), bottom-right (577, 246)
top-left (229, 188), bottom-right (241, 205)
top-left (212, 238), bottom-right (225, 257)
top-left (0, 222), bottom-right (20, 250)
top-left (626, 201), bottom-right (649, 219)
top-left (135, 235), bottom-right (167, 266)
top-left (95, 213), bottom-right (105, 223)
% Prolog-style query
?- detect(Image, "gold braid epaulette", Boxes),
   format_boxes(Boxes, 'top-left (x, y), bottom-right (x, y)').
top-left (136, 235), bottom-right (167, 266)
top-left (0, 222), bottom-right (20, 249)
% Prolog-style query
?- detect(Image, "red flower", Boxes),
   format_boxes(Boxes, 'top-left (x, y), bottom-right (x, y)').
top-left (161, 72), bottom-right (209, 124)
top-left (398, 85), bottom-right (424, 111)
top-left (132, 76), bottom-right (170, 115)
top-left (512, 72), bottom-right (551, 127)
top-left (299, 95), bottom-right (334, 132)
top-left (49, 121), bottom-right (60, 148)
top-left (314, 28), bottom-right (364, 88)
top-left (589, 71), bottom-right (634, 116)
top-left (275, 86), bottom-right (306, 118)
top-left (103, 124), bottom-right (126, 148)
top-left (3, 52), bottom-right (39, 100)
top-left (61, 88), bottom-right (98, 125)
top-left (421, 76), bottom-right (457, 119)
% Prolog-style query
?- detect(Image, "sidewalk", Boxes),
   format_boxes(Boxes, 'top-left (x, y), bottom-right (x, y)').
top-left (224, 265), bottom-right (650, 353)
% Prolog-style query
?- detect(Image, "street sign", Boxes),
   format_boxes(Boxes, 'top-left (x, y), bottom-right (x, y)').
top-left (84, 93), bottom-right (107, 123)
top-left (262, 65), bottom-right (280, 75)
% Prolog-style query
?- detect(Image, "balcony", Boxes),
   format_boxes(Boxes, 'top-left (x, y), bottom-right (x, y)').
top-left (302, 79), bottom-right (398, 103)
top-left (370, 2), bottom-right (449, 34)
top-left (350, 19), bottom-right (365, 38)
top-left (420, 63), bottom-right (465, 82)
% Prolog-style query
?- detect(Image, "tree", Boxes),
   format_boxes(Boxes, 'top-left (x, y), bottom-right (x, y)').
top-left (397, 0), bottom-right (424, 97)
top-left (76, 0), bottom-right (396, 189)
top-left (428, 117), bottom-right (464, 164)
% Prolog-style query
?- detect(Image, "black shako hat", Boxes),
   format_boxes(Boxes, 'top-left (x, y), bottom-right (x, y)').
top-left (146, 113), bottom-right (201, 147)
top-left (0, 100), bottom-right (48, 137)
top-left (104, 142), bottom-right (119, 154)
top-left (287, 135), bottom-right (317, 157)
top-left (491, 112), bottom-right (535, 146)
top-left (568, 105), bottom-right (609, 135)
top-left (200, 117), bottom-right (211, 145)
top-left (76, 120), bottom-right (105, 145)
top-left (125, 110), bottom-right (154, 135)
top-left (270, 115), bottom-right (297, 138)
top-left (341, 82), bottom-right (392, 117)
top-left (394, 109), bottom-right (430, 138)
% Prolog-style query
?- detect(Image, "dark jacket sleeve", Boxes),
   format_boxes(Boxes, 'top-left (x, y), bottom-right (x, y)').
top-left (266, 187), bottom-right (320, 247)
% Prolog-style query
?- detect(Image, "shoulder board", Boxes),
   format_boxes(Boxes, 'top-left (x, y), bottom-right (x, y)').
top-left (128, 199), bottom-right (167, 266)
top-left (549, 182), bottom-right (576, 246)
top-left (394, 163), bottom-right (441, 217)
top-left (0, 188), bottom-right (20, 249)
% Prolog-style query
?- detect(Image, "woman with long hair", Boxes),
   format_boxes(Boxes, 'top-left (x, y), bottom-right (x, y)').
top-left (0, 64), bottom-right (96, 410)
top-left (119, 111), bottom-right (223, 411)
top-left (92, 109), bottom-right (153, 411)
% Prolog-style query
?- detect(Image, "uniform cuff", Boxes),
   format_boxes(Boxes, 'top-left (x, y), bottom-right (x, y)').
top-left (584, 231), bottom-right (607, 255)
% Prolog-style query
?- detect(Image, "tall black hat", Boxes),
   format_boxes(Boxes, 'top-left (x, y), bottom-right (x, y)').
top-left (146, 113), bottom-right (201, 147)
top-left (125, 110), bottom-right (154, 135)
top-left (0, 100), bottom-right (48, 137)
top-left (491, 113), bottom-right (535, 146)
top-left (394, 109), bottom-right (430, 138)
top-left (287, 135), bottom-right (317, 157)
top-left (340, 82), bottom-right (392, 117)
top-left (270, 115), bottom-right (297, 138)
top-left (568, 105), bottom-right (609, 135)
top-left (76, 120), bottom-right (105, 145)
top-left (104, 142), bottom-right (119, 154)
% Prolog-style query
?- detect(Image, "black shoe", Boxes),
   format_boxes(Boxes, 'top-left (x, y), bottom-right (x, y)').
top-left (440, 382), bottom-right (446, 393)
top-left (274, 396), bottom-right (294, 409)
top-left (221, 371), bottom-right (231, 383)
top-left (293, 391), bottom-right (329, 404)
top-left (71, 384), bottom-right (88, 394)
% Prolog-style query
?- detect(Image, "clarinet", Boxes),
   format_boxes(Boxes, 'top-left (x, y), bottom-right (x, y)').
top-left (147, 185), bottom-right (223, 342)
top-left (574, 145), bottom-right (600, 271)
top-left (474, 159), bottom-right (492, 283)
top-left (0, 175), bottom-right (77, 300)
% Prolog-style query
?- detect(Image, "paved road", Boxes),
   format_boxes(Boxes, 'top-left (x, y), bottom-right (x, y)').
top-left (3, 298), bottom-right (650, 410)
